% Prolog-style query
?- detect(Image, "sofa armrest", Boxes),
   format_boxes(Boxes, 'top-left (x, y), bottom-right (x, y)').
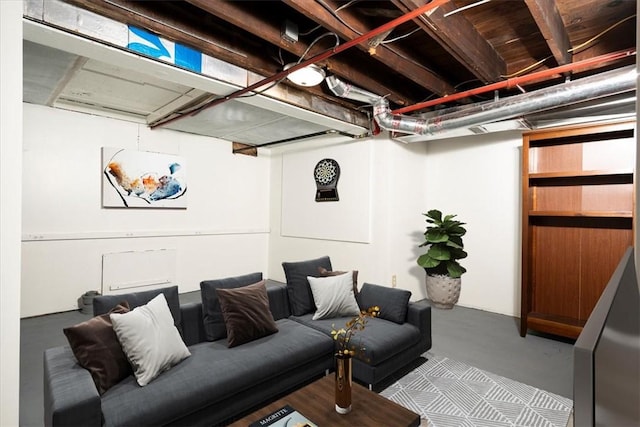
top-left (44, 346), bottom-right (101, 427)
top-left (406, 300), bottom-right (432, 352)
top-left (180, 302), bottom-right (206, 346)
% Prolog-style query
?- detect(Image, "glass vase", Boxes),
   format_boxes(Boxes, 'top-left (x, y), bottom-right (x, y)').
top-left (335, 353), bottom-right (352, 414)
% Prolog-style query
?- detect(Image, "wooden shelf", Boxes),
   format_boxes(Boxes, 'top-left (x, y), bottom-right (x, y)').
top-left (529, 211), bottom-right (632, 218)
top-left (520, 120), bottom-right (635, 339)
top-left (529, 169), bottom-right (632, 179)
top-left (529, 169), bottom-right (633, 185)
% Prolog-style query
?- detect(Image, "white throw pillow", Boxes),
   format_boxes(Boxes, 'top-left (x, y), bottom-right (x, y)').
top-left (307, 272), bottom-right (361, 320)
top-left (110, 293), bottom-right (190, 386)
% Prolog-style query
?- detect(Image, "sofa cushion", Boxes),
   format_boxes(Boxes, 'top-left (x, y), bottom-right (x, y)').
top-left (200, 272), bottom-right (263, 341)
top-left (110, 294), bottom-right (191, 386)
top-left (291, 314), bottom-right (420, 366)
top-left (358, 283), bottom-right (411, 324)
top-left (63, 301), bottom-right (131, 395)
top-left (216, 280), bottom-right (278, 347)
top-left (282, 256), bottom-right (332, 316)
top-left (307, 273), bottom-right (360, 320)
top-left (318, 267), bottom-right (359, 296)
top-left (99, 318), bottom-right (334, 427)
top-left (93, 286), bottom-right (181, 330)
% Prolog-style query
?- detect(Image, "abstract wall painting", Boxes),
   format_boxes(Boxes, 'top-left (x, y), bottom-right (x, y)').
top-left (102, 147), bottom-right (187, 208)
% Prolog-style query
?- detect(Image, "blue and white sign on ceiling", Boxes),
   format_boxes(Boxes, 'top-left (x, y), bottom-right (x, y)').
top-left (127, 26), bottom-right (202, 73)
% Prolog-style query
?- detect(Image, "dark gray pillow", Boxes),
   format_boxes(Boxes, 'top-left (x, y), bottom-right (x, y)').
top-left (282, 256), bottom-right (332, 316)
top-left (200, 272), bottom-right (263, 341)
top-left (93, 286), bottom-right (181, 329)
top-left (358, 283), bottom-right (411, 324)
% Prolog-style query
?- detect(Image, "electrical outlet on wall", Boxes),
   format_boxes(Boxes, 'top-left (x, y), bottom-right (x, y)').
top-left (392, 275), bottom-right (397, 288)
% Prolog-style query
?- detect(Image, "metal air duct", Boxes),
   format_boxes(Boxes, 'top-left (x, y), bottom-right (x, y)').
top-left (327, 66), bottom-right (637, 136)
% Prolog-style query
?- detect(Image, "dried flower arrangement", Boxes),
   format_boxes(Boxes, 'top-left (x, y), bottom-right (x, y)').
top-left (331, 306), bottom-right (380, 357)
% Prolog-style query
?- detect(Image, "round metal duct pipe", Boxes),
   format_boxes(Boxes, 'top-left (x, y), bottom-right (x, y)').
top-left (327, 66), bottom-right (637, 136)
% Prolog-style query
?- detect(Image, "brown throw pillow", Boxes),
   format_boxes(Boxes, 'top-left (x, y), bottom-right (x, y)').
top-left (318, 267), bottom-right (359, 296)
top-left (215, 280), bottom-right (278, 348)
top-left (63, 301), bottom-right (132, 394)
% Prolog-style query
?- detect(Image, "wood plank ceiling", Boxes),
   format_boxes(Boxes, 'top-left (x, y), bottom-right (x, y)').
top-left (63, 0), bottom-right (636, 118)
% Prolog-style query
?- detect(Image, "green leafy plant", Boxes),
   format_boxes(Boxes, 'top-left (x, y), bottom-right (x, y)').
top-left (417, 209), bottom-right (467, 278)
top-left (331, 306), bottom-right (379, 358)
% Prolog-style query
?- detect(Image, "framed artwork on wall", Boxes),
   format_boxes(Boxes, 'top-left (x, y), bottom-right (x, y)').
top-left (102, 147), bottom-right (187, 208)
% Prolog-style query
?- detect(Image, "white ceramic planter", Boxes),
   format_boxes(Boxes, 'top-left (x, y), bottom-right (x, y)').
top-left (425, 274), bottom-right (461, 309)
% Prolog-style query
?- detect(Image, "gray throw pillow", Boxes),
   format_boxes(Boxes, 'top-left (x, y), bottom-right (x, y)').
top-left (358, 282), bottom-right (411, 324)
top-left (200, 272), bottom-right (263, 341)
top-left (282, 256), bottom-right (332, 316)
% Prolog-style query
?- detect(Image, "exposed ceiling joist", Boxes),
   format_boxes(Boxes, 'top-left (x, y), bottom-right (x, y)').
top-left (23, 0), bottom-right (637, 150)
top-left (524, 0), bottom-right (572, 66)
top-left (185, 0), bottom-right (412, 106)
top-left (393, 0), bottom-right (506, 83)
top-left (282, 0), bottom-right (455, 97)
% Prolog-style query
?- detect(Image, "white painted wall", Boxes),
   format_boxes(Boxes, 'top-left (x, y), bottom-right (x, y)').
top-left (424, 132), bottom-right (523, 316)
top-left (269, 131), bottom-right (523, 316)
top-left (1, 2), bottom-right (23, 425)
top-left (268, 134), bottom-right (431, 301)
top-left (22, 104), bottom-right (271, 317)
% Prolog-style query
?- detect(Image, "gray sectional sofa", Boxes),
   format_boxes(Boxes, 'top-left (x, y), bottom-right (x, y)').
top-left (44, 260), bottom-right (431, 427)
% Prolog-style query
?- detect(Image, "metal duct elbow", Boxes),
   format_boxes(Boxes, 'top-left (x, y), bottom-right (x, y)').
top-left (373, 97), bottom-right (433, 134)
top-left (326, 75), bottom-right (380, 105)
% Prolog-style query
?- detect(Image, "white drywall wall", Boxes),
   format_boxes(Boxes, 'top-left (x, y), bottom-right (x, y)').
top-left (424, 132), bottom-right (523, 316)
top-left (269, 134), bottom-right (432, 301)
top-left (1, 2), bottom-right (23, 424)
top-left (269, 131), bottom-right (523, 316)
top-left (22, 104), bottom-right (271, 317)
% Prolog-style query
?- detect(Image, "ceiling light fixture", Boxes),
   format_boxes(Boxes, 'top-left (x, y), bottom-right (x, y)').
top-left (284, 63), bottom-right (326, 87)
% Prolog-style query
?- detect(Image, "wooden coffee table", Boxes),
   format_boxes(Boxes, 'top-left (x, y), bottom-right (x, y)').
top-left (228, 375), bottom-right (420, 426)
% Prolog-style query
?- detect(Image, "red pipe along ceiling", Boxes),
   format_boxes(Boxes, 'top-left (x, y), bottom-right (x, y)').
top-left (392, 48), bottom-right (637, 115)
top-left (153, 0), bottom-right (450, 129)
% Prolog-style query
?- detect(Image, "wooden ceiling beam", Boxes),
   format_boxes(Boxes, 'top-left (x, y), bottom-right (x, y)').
top-left (524, 0), bottom-right (572, 66)
top-left (283, 0), bottom-right (455, 96)
top-left (392, 0), bottom-right (506, 83)
top-left (185, 0), bottom-right (416, 106)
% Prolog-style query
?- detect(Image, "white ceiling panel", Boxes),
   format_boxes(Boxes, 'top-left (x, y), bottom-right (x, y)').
top-left (23, 40), bottom-right (77, 105)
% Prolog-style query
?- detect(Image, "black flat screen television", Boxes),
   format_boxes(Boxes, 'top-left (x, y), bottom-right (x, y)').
top-left (573, 247), bottom-right (640, 426)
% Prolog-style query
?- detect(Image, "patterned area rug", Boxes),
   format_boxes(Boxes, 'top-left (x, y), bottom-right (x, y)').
top-left (380, 354), bottom-right (573, 427)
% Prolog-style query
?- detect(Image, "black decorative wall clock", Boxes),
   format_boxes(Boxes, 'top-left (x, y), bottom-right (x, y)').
top-left (314, 158), bottom-right (340, 202)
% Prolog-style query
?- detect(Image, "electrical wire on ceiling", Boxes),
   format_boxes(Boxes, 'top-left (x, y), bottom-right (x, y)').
top-left (223, 32), bottom-right (341, 99)
top-left (501, 14), bottom-right (637, 79)
top-left (296, 32), bottom-right (340, 64)
top-left (500, 56), bottom-right (553, 79)
top-left (315, 0), bottom-right (429, 49)
top-left (568, 14), bottom-right (637, 54)
top-left (443, 0), bottom-right (491, 17)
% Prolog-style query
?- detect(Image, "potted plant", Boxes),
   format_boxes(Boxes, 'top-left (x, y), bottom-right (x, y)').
top-left (417, 209), bottom-right (467, 309)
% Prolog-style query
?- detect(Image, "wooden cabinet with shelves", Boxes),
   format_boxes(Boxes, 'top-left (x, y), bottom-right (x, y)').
top-left (520, 120), bottom-right (635, 339)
